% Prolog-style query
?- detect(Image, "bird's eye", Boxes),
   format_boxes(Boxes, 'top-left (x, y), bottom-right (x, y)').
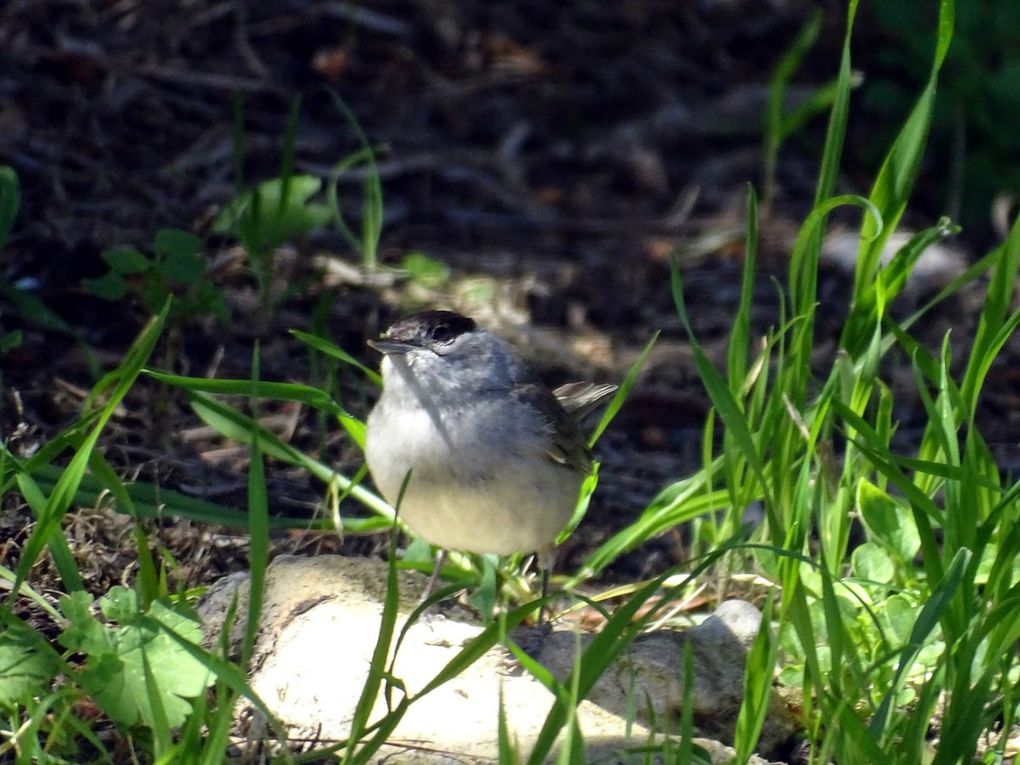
top-left (430, 323), bottom-right (453, 342)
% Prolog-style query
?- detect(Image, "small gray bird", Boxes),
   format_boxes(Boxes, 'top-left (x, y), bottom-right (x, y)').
top-left (364, 310), bottom-right (615, 571)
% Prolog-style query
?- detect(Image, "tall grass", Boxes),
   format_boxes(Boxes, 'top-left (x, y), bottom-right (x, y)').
top-left (572, 0), bottom-right (1019, 761)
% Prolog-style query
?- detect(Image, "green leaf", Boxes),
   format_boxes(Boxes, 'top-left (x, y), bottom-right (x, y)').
top-left (83, 271), bottom-right (129, 301)
top-left (877, 593), bottom-right (918, 646)
top-left (401, 251), bottom-right (450, 287)
top-left (102, 246), bottom-right (151, 275)
top-left (158, 250), bottom-right (205, 286)
top-left (0, 165), bottom-right (21, 249)
top-left (154, 228), bottom-right (204, 271)
top-left (153, 227), bottom-right (205, 287)
top-left (857, 479), bottom-right (920, 561)
top-left (213, 175), bottom-right (332, 249)
top-left (0, 329), bottom-right (23, 354)
top-left (851, 542), bottom-right (895, 584)
top-left (467, 554), bottom-right (499, 622)
top-left (78, 597), bottom-right (214, 729)
top-left (59, 593), bottom-right (116, 655)
top-left (100, 585), bottom-right (140, 624)
top-left (76, 652), bottom-right (125, 701)
top-left (0, 623), bottom-right (61, 705)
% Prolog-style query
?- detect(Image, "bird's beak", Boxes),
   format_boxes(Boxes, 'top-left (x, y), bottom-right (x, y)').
top-left (368, 338), bottom-right (417, 355)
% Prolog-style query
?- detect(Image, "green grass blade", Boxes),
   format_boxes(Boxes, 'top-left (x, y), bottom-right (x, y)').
top-left (531, 543), bottom-right (743, 765)
top-left (0, 416), bottom-right (96, 495)
top-left (893, 245), bottom-right (1000, 345)
top-left (813, 0), bottom-right (858, 206)
top-left (277, 96), bottom-right (302, 216)
top-left (13, 472), bottom-right (84, 593)
top-left (505, 638), bottom-right (571, 707)
top-left (242, 345), bottom-right (269, 668)
top-left (0, 564), bottom-right (63, 621)
top-left (554, 638), bottom-right (585, 765)
top-left (25, 462), bottom-right (329, 530)
top-left (960, 211), bottom-right (1020, 415)
top-left (733, 596), bottom-right (777, 763)
top-left (410, 600), bottom-right (536, 701)
top-left (141, 649), bottom-right (172, 755)
top-left (728, 185), bottom-right (758, 390)
top-left (198, 689), bottom-right (235, 765)
top-left (9, 299), bottom-right (170, 602)
top-left (870, 547), bottom-right (970, 743)
top-left (762, 9), bottom-right (822, 207)
top-left (842, 0), bottom-right (954, 356)
top-left (342, 515), bottom-right (402, 764)
top-left (880, 218), bottom-right (961, 300)
top-left (144, 369), bottom-right (353, 419)
top-left (574, 480), bottom-right (729, 582)
top-left (671, 258), bottom-right (770, 508)
top-left (325, 90), bottom-right (384, 268)
top-left (186, 390), bottom-right (394, 522)
top-left (677, 639), bottom-right (696, 763)
top-left (588, 331), bottom-right (657, 446)
top-left (788, 195), bottom-right (882, 389)
top-left (88, 453), bottom-right (160, 606)
top-left (324, 146), bottom-right (378, 254)
top-left (291, 329), bottom-right (382, 386)
top-left (497, 683), bottom-right (522, 765)
top-left (524, 577), bottom-right (661, 765)
top-left (844, 219), bottom-right (962, 344)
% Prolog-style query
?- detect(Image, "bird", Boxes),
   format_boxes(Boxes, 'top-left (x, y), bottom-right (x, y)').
top-left (364, 310), bottom-right (615, 601)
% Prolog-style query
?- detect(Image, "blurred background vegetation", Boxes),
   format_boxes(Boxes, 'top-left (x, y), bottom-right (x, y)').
top-left (858, 0), bottom-right (1020, 230)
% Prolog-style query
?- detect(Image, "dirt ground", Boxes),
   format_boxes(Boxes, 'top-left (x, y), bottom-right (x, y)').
top-left (2, 0), bottom-right (1018, 597)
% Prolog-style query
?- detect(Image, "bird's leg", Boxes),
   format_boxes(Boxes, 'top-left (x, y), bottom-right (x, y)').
top-left (536, 545), bottom-right (556, 625)
top-left (506, 545), bottom-right (556, 664)
top-left (419, 548), bottom-right (447, 606)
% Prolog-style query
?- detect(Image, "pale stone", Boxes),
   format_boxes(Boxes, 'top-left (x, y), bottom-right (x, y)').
top-left (199, 555), bottom-right (794, 763)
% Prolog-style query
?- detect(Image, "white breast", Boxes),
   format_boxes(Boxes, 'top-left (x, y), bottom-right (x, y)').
top-left (365, 388), bottom-right (582, 555)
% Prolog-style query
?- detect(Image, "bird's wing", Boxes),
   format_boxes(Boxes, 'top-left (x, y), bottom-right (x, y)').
top-left (552, 382), bottom-right (618, 419)
top-left (512, 383), bottom-right (594, 475)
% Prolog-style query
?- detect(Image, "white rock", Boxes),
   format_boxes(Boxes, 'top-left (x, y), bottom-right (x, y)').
top-left (199, 555), bottom-right (794, 763)
top-left (822, 229), bottom-right (966, 296)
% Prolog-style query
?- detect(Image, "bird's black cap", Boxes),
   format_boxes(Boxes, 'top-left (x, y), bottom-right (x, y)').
top-left (370, 310), bottom-right (477, 353)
